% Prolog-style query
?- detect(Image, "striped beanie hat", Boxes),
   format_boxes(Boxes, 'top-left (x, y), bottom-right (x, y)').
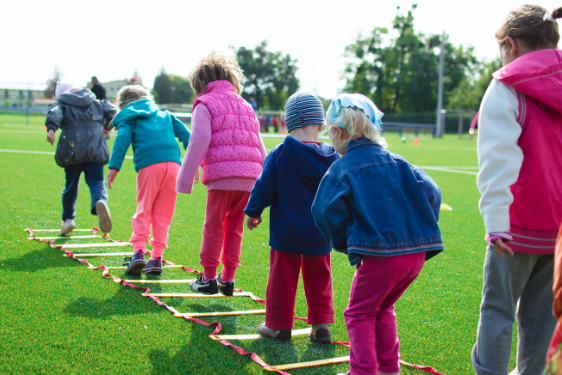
top-left (284, 92), bottom-right (325, 132)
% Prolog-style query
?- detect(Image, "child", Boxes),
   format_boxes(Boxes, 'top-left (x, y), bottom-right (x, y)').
top-left (107, 85), bottom-right (191, 275)
top-left (46, 82), bottom-right (116, 236)
top-left (244, 92), bottom-right (340, 343)
top-left (312, 94), bottom-right (443, 375)
top-left (472, 5), bottom-right (562, 375)
top-left (176, 52), bottom-right (266, 295)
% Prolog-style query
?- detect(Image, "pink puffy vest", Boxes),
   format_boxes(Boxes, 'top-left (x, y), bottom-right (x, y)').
top-left (192, 80), bottom-right (263, 184)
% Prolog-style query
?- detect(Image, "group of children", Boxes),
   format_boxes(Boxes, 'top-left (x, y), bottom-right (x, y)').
top-left (44, 4), bottom-right (562, 374)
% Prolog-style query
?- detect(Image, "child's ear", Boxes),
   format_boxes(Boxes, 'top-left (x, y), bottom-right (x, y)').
top-left (505, 37), bottom-right (518, 58)
top-left (338, 127), bottom-right (345, 140)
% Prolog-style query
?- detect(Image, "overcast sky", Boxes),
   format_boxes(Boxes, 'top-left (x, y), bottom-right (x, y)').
top-left (1, 0), bottom-right (560, 98)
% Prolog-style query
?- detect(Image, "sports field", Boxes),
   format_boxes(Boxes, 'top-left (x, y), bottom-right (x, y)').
top-left (0, 113), bottom-right (514, 374)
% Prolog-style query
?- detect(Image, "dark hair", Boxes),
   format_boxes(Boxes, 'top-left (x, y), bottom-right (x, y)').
top-left (497, 4), bottom-right (562, 49)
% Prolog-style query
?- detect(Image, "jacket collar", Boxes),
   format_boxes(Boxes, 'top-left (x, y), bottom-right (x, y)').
top-left (346, 137), bottom-right (382, 153)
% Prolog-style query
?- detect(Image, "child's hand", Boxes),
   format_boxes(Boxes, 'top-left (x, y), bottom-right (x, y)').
top-left (492, 239), bottom-right (514, 258)
top-left (194, 168), bottom-right (199, 184)
top-left (107, 169), bottom-right (118, 189)
top-left (246, 215), bottom-right (262, 230)
top-left (47, 130), bottom-right (55, 146)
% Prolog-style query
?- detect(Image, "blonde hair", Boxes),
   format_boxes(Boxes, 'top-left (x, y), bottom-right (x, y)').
top-left (117, 85), bottom-right (153, 110)
top-left (189, 52), bottom-right (243, 95)
top-left (496, 4), bottom-right (562, 49)
top-left (326, 107), bottom-right (388, 148)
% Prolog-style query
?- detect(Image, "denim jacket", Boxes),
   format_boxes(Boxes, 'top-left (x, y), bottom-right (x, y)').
top-left (311, 137), bottom-right (444, 265)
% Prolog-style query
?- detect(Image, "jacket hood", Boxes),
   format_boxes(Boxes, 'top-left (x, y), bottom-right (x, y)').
top-left (113, 99), bottom-right (159, 126)
top-left (59, 89), bottom-right (96, 107)
top-left (493, 49), bottom-right (562, 113)
top-left (282, 136), bottom-right (339, 182)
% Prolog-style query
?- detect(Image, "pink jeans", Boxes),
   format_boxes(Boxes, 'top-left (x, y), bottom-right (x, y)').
top-left (344, 252), bottom-right (425, 375)
top-left (130, 162), bottom-right (180, 258)
top-left (200, 190), bottom-right (251, 280)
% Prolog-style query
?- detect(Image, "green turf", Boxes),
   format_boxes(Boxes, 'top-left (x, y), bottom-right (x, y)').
top-left (0, 113), bottom-right (516, 374)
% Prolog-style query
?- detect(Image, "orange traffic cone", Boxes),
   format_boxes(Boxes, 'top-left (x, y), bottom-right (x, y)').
top-left (413, 137), bottom-right (419, 146)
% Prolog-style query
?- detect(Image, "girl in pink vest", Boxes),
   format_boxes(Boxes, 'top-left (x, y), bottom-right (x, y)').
top-left (473, 5), bottom-right (562, 375)
top-left (176, 52), bottom-right (266, 295)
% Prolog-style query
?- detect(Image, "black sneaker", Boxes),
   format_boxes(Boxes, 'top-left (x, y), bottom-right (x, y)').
top-left (258, 323), bottom-right (291, 341)
top-left (190, 275), bottom-right (218, 295)
top-left (143, 257), bottom-right (163, 275)
top-left (124, 251), bottom-right (145, 275)
top-left (216, 274), bottom-right (234, 296)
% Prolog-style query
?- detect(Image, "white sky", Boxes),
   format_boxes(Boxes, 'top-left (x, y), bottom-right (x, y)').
top-left (1, 0), bottom-right (560, 98)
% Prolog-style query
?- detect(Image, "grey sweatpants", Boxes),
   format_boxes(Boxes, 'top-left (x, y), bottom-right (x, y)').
top-left (472, 246), bottom-right (555, 375)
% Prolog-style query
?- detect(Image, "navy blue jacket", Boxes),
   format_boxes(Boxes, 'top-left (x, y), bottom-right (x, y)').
top-left (245, 136), bottom-right (340, 256)
top-left (312, 137), bottom-right (444, 265)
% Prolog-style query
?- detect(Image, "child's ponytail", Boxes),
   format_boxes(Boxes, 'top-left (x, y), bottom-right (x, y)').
top-left (497, 4), bottom-right (562, 49)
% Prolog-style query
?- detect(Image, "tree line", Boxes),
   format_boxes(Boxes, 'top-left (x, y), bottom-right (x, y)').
top-left (45, 5), bottom-right (497, 114)
top-left (153, 5), bottom-right (497, 113)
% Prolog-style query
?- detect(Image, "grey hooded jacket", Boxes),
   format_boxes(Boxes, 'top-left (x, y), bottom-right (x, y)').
top-left (46, 89), bottom-right (117, 167)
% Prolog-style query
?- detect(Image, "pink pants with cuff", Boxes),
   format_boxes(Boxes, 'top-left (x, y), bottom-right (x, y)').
top-left (200, 190), bottom-right (250, 281)
top-left (129, 162), bottom-right (180, 258)
top-left (344, 252), bottom-right (425, 375)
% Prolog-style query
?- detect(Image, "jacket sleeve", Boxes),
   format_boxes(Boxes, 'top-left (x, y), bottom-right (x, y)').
top-left (411, 165), bottom-right (442, 221)
top-left (477, 79), bottom-right (522, 233)
top-left (170, 113), bottom-right (191, 151)
top-left (311, 174), bottom-right (351, 253)
top-left (107, 121), bottom-right (133, 171)
top-left (101, 100), bottom-right (117, 130)
top-left (176, 105), bottom-right (212, 194)
top-left (45, 101), bottom-right (63, 132)
top-left (244, 149), bottom-right (277, 218)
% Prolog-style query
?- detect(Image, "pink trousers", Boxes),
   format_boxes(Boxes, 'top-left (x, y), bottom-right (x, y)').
top-left (344, 252), bottom-right (425, 375)
top-left (130, 162), bottom-right (180, 258)
top-left (265, 248), bottom-right (335, 330)
top-left (200, 190), bottom-right (250, 280)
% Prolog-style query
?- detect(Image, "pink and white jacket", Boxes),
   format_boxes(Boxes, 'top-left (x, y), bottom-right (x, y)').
top-left (176, 80), bottom-right (266, 194)
top-left (477, 49), bottom-right (562, 254)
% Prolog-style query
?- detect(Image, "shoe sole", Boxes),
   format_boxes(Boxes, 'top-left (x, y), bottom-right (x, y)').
top-left (189, 285), bottom-right (218, 295)
top-left (309, 336), bottom-right (332, 344)
top-left (258, 329), bottom-right (291, 342)
top-left (60, 224), bottom-right (76, 236)
top-left (95, 201), bottom-right (112, 233)
top-left (125, 260), bottom-right (146, 275)
top-left (142, 267), bottom-right (163, 275)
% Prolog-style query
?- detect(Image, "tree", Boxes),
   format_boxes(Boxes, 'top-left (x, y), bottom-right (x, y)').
top-left (448, 59), bottom-right (502, 111)
top-left (234, 41), bottom-right (300, 110)
top-left (44, 66), bottom-right (63, 99)
top-left (170, 75), bottom-right (194, 104)
top-left (343, 5), bottom-right (479, 114)
top-left (152, 68), bottom-right (172, 104)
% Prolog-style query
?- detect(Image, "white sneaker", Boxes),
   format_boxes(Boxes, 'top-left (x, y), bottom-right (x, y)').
top-left (60, 219), bottom-right (76, 236)
top-left (95, 200), bottom-right (112, 233)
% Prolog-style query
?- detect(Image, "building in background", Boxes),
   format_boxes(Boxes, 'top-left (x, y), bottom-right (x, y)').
top-left (1, 83), bottom-right (50, 108)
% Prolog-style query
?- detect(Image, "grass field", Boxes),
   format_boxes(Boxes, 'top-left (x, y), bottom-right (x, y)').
top-left (0, 113), bottom-right (514, 374)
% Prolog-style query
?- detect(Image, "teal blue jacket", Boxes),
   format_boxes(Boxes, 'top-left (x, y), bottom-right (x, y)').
top-left (108, 100), bottom-right (191, 172)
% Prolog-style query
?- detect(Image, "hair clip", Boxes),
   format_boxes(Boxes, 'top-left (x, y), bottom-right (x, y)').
top-left (544, 12), bottom-right (556, 22)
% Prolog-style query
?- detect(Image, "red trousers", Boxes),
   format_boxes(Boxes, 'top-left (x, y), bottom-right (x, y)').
top-left (265, 248), bottom-right (335, 330)
top-left (200, 190), bottom-right (250, 280)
